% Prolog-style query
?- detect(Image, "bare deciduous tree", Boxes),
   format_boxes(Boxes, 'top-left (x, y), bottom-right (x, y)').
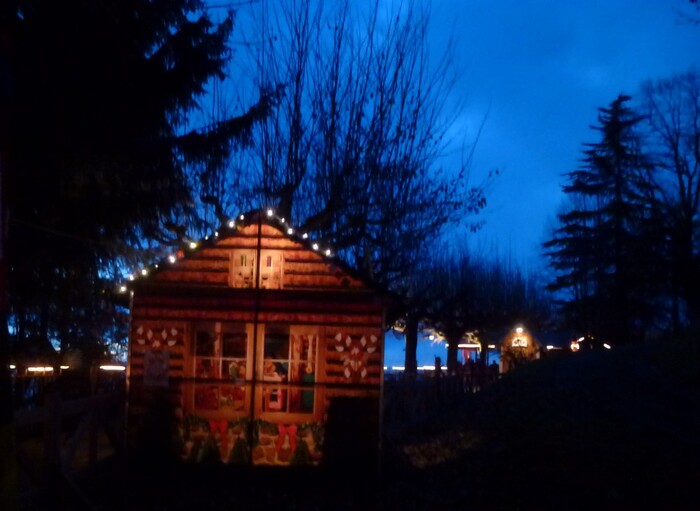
top-left (230, 0), bottom-right (487, 287)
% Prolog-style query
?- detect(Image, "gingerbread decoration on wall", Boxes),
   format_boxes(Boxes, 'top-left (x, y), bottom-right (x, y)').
top-left (333, 332), bottom-right (378, 380)
top-left (134, 325), bottom-right (182, 350)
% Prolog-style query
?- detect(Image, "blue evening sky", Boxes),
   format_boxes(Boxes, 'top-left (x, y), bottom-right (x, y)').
top-left (436, 0), bottom-right (700, 268)
top-left (223, 1), bottom-right (700, 366)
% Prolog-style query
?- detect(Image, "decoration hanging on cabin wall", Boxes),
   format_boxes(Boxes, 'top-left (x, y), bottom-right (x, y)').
top-left (332, 332), bottom-right (379, 381)
top-left (134, 324), bottom-right (182, 350)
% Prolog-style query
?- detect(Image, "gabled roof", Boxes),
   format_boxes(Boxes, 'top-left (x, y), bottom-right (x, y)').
top-left (117, 209), bottom-right (382, 295)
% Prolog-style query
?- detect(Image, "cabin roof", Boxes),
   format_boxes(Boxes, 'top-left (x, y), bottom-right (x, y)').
top-left (118, 209), bottom-right (385, 297)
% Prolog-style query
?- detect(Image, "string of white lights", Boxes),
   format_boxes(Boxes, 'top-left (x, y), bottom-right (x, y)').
top-left (117, 208), bottom-right (337, 293)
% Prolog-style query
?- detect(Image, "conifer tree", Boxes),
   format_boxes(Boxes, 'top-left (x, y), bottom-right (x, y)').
top-left (1, 0), bottom-right (269, 354)
top-left (544, 95), bottom-right (659, 344)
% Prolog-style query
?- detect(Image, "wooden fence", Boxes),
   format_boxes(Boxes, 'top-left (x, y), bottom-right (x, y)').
top-left (12, 374), bottom-right (126, 509)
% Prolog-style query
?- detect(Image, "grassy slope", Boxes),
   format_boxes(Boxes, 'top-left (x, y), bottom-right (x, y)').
top-left (395, 339), bottom-right (700, 510)
top-left (65, 340), bottom-right (699, 511)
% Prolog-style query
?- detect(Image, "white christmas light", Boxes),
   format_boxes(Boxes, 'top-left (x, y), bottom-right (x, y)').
top-left (302, 233), bottom-right (308, 239)
top-left (141, 269), bottom-right (148, 276)
top-left (228, 220), bottom-right (235, 228)
top-left (189, 241), bottom-right (197, 249)
top-left (287, 228), bottom-right (294, 235)
top-left (266, 209), bottom-right (273, 217)
top-left (168, 255), bottom-right (177, 264)
top-left (119, 285), bottom-right (127, 293)
top-left (239, 214), bottom-right (245, 220)
top-left (312, 243), bottom-right (319, 250)
top-left (128, 274), bottom-right (135, 281)
top-left (214, 231), bottom-right (219, 237)
top-left (325, 249), bottom-right (331, 256)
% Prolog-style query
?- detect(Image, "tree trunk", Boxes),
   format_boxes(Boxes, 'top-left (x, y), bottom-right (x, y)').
top-left (446, 335), bottom-right (460, 375)
top-left (403, 314), bottom-right (418, 381)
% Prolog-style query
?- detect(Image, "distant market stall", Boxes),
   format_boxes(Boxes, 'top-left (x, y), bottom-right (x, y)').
top-left (499, 325), bottom-right (542, 373)
top-left (123, 210), bottom-right (388, 467)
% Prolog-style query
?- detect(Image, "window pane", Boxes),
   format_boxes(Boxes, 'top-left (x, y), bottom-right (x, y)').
top-left (223, 359), bottom-right (246, 380)
top-left (222, 331), bottom-right (247, 358)
top-left (263, 386), bottom-right (287, 412)
top-left (194, 385), bottom-right (219, 410)
top-left (196, 358), bottom-right (220, 379)
top-left (219, 385), bottom-right (246, 412)
top-left (264, 325), bottom-right (289, 360)
top-left (263, 360), bottom-right (288, 381)
top-left (289, 387), bottom-right (314, 414)
top-left (195, 330), bottom-right (216, 356)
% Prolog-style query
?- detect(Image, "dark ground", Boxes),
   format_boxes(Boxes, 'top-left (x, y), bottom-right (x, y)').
top-left (28, 338), bottom-right (700, 510)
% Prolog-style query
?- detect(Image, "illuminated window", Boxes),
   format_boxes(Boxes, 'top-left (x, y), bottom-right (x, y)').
top-left (193, 322), bottom-right (249, 414)
top-left (229, 249), bottom-right (283, 289)
top-left (261, 325), bottom-right (317, 415)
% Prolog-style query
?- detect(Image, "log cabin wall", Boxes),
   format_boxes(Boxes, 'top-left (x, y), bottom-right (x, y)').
top-left (127, 218), bottom-right (385, 467)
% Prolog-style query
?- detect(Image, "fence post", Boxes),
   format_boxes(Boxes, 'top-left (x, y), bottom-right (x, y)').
top-left (43, 390), bottom-right (62, 501)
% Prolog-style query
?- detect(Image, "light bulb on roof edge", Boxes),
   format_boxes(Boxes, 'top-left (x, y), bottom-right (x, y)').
top-left (287, 228), bottom-right (293, 235)
top-left (214, 231), bottom-right (219, 237)
top-left (280, 217), bottom-right (285, 223)
top-left (128, 274), bottom-right (135, 281)
top-left (239, 214), bottom-right (244, 220)
top-left (312, 243), bottom-right (319, 250)
top-left (325, 249), bottom-right (331, 256)
top-left (302, 233), bottom-right (308, 239)
top-left (119, 285), bottom-right (127, 293)
top-left (189, 241), bottom-right (197, 249)
top-left (141, 269), bottom-right (148, 276)
top-left (267, 209), bottom-right (273, 217)
top-left (228, 220), bottom-right (235, 228)
top-left (168, 255), bottom-right (176, 264)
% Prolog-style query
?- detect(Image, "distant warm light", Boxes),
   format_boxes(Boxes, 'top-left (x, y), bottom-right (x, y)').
top-left (140, 268), bottom-right (148, 276)
top-left (570, 341), bottom-right (580, 352)
top-left (189, 241), bottom-right (197, 249)
top-left (267, 209), bottom-right (273, 217)
top-left (603, 343), bottom-right (611, 350)
top-left (168, 254), bottom-right (177, 264)
top-left (119, 285), bottom-right (127, 293)
top-left (100, 365), bottom-right (126, 372)
top-left (457, 343), bottom-right (481, 349)
top-left (546, 345), bottom-right (555, 350)
top-left (9, 364), bottom-right (16, 370)
top-left (128, 274), bottom-right (135, 281)
top-left (60, 365), bottom-right (69, 370)
top-left (487, 344), bottom-right (496, 349)
top-left (325, 249), bottom-right (332, 256)
top-left (577, 336), bottom-right (585, 342)
top-left (27, 366), bottom-right (54, 372)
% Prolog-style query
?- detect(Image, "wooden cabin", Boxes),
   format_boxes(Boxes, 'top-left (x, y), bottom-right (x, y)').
top-left (499, 326), bottom-right (542, 374)
top-left (125, 211), bottom-right (386, 467)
